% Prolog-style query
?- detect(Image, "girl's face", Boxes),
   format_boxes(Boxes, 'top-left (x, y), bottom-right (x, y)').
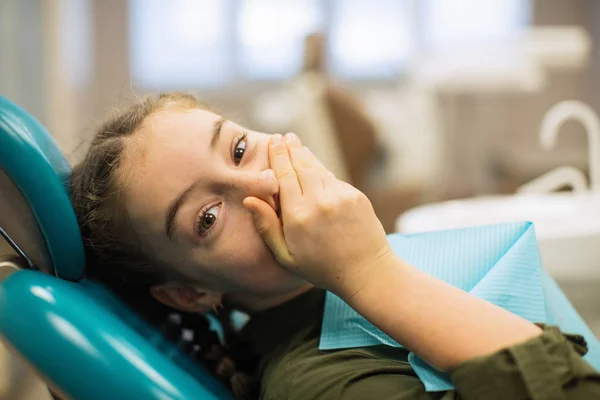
top-left (119, 108), bottom-right (305, 299)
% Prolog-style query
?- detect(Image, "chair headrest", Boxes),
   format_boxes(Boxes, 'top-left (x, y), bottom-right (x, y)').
top-left (0, 97), bottom-right (84, 281)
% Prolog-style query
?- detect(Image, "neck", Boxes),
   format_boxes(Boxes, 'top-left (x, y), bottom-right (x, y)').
top-left (226, 283), bottom-right (315, 313)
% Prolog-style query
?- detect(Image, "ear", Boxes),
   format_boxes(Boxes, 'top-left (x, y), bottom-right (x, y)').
top-left (150, 283), bottom-right (223, 313)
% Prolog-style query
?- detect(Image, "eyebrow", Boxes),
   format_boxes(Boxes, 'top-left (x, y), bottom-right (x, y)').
top-left (211, 117), bottom-right (226, 149)
top-left (165, 116), bottom-right (227, 240)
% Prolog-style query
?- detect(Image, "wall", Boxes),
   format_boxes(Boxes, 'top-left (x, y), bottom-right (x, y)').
top-left (2, 0), bottom-right (599, 188)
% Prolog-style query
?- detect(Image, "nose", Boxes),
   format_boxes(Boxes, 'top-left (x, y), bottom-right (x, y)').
top-left (230, 169), bottom-right (280, 212)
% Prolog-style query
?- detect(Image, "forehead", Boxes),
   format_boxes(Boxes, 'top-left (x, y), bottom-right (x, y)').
top-left (122, 107), bottom-right (219, 174)
top-left (137, 107), bottom-right (218, 152)
top-left (117, 108), bottom-right (220, 231)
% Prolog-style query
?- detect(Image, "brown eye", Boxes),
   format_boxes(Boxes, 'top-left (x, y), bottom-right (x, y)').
top-left (197, 205), bottom-right (220, 234)
top-left (202, 213), bottom-right (216, 229)
top-left (233, 134), bottom-right (247, 165)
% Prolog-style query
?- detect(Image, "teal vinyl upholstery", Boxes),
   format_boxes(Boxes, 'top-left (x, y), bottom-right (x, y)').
top-left (0, 97), bottom-right (234, 400)
top-left (0, 96), bottom-right (84, 281)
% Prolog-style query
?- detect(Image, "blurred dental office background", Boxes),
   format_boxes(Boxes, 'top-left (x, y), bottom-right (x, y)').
top-left (1, 0), bottom-right (600, 398)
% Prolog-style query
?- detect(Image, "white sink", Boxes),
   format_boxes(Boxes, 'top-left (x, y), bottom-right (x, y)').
top-left (396, 100), bottom-right (600, 281)
top-left (396, 193), bottom-right (600, 280)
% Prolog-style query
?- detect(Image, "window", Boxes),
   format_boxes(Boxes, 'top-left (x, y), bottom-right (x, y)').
top-left (238, 0), bottom-right (324, 79)
top-left (129, 0), bottom-right (230, 88)
top-left (422, 0), bottom-right (530, 50)
top-left (128, 0), bottom-right (531, 88)
top-left (329, 0), bottom-right (415, 79)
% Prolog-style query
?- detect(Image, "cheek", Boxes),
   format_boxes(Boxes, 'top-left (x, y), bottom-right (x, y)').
top-left (209, 208), bottom-right (278, 274)
top-left (220, 216), bottom-right (272, 265)
top-left (189, 201), bottom-right (301, 295)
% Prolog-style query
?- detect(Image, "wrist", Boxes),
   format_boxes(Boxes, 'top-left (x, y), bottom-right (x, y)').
top-left (332, 250), bottom-right (409, 302)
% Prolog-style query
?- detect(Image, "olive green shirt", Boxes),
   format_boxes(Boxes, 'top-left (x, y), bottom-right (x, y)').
top-left (242, 289), bottom-right (600, 399)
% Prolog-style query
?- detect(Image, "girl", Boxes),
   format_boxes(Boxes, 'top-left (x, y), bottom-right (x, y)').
top-left (71, 92), bottom-right (599, 399)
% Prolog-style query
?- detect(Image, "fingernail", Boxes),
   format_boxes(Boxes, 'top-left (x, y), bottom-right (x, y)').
top-left (285, 132), bottom-right (299, 143)
top-left (271, 134), bottom-right (283, 144)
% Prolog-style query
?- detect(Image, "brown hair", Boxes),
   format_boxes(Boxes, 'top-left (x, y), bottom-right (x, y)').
top-left (71, 92), bottom-right (203, 286)
top-left (70, 92), bottom-right (258, 399)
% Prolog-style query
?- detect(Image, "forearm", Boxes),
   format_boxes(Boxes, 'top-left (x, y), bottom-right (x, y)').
top-left (338, 254), bottom-right (542, 371)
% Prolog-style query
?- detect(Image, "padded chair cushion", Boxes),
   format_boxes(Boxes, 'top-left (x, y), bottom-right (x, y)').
top-left (0, 97), bottom-right (234, 400)
top-left (0, 270), bottom-right (233, 400)
top-left (0, 97), bottom-right (84, 280)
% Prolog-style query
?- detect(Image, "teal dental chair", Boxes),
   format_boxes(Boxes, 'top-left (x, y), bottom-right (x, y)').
top-left (0, 97), bottom-right (235, 400)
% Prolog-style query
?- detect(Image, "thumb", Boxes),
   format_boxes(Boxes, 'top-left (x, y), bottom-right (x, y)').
top-left (243, 196), bottom-right (292, 265)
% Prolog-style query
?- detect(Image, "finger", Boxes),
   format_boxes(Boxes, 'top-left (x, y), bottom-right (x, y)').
top-left (269, 134), bottom-right (303, 201)
top-left (302, 146), bottom-right (338, 189)
top-left (285, 133), bottom-right (324, 193)
top-left (302, 145), bottom-right (330, 174)
top-left (243, 196), bottom-right (293, 266)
